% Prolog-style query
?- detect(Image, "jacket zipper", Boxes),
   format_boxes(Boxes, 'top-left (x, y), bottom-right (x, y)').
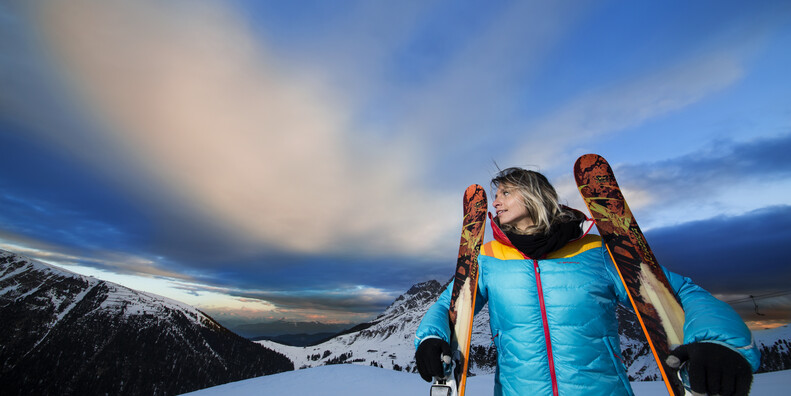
top-left (489, 215), bottom-right (561, 395)
top-left (534, 259), bottom-right (559, 396)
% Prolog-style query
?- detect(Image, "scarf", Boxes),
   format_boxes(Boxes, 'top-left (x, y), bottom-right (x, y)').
top-left (505, 218), bottom-right (583, 259)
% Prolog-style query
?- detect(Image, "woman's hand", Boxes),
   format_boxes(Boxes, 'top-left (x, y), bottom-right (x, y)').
top-left (415, 338), bottom-right (452, 382)
top-left (666, 342), bottom-right (753, 396)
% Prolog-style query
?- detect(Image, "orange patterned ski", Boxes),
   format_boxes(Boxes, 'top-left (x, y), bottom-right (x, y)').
top-left (574, 154), bottom-right (685, 396)
top-left (431, 184), bottom-right (487, 396)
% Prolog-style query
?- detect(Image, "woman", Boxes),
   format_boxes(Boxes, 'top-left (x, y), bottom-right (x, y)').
top-left (414, 167), bottom-right (759, 396)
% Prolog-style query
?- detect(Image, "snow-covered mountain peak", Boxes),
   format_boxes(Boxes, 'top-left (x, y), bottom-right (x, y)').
top-left (0, 249), bottom-right (292, 394)
top-left (404, 279), bottom-right (444, 296)
top-left (0, 249), bottom-right (213, 328)
top-left (376, 279), bottom-right (445, 320)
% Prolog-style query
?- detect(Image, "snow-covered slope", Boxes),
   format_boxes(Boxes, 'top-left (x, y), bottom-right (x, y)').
top-left (0, 249), bottom-right (292, 395)
top-left (182, 364), bottom-right (791, 396)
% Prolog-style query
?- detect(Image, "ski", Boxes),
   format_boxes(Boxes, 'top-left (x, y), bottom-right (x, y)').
top-left (431, 184), bottom-right (487, 396)
top-left (574, 154), bottom-right (686, 396)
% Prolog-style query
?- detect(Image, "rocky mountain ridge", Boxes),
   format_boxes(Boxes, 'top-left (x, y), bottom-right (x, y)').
top-left (0, 250), bottom-right (293, 395)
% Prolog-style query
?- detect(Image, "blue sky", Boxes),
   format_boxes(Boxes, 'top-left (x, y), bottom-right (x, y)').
top-left (1, 0), bottom-right (789, 329)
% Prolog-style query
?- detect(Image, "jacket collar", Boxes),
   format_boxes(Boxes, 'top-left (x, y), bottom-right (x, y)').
top-left (488, 207), bottom-right (596, 257)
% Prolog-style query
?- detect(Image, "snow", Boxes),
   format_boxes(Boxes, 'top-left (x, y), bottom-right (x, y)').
top-left (0, 250), bottom-right (82, 279)
top-left (756, 324), bottom-right (791, 345)
top-left (181, 365), bottom-right (791, 396)
top-left (98, 283), bottom-right (203, 319)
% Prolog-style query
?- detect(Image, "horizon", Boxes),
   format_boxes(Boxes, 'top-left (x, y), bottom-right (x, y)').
top-left (2, 246), bottom-right (784, 333)
top-left (2, 0), bottom-right (790, 331)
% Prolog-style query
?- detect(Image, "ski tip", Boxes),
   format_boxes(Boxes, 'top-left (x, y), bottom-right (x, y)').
top-left (463, 184), bottom-right (487, 202)
top-left (465, 184), bottom-right (485, 193)
top-left (573, 154), bottom-right (612, 178)
top-left (574, 153), bottom-right (606, 167)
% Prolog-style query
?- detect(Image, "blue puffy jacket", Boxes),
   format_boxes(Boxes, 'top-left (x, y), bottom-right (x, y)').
top-left (415, 225), bottom-right (760, 395)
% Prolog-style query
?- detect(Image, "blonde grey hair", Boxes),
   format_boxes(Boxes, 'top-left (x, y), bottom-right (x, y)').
top-left (491, 167), bottom-right (575, 235)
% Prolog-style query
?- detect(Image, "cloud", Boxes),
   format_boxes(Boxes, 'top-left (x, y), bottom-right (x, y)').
top-left (507, 50), bottom-right (745, 170)
top-left (645, 205), bottom-right (791, 293)
top-left (21, 0), bottom-right (460, 259)
top-left (618, 133), bottom-right (791, 193)
top-left (238, 287), bottom-right (397, 314)
top-left (255, 1), bottom-right (596, 184)
top-left (166, 275), bottom-right (399, 323)
top-left (609, 133), bottom-right (791, 226)
top-left (0, 233), bottom-right (191, 282)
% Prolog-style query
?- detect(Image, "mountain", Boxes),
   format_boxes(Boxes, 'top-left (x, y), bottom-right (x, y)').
top-left (234, 319), bottom-right (352, 339)
top-left (615, 304), bottom-right (661, 381)
top-left (0, 249), bottom-right (293, 395)
top-left (257, 278), bottom-right (790, 382)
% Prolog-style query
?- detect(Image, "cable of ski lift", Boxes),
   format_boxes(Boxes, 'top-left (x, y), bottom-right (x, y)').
top-left (724, 290), bottom-right (791, 305)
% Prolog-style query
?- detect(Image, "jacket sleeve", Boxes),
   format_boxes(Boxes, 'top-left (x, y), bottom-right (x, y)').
top-left (414, 276), bottom-right (488, 350)
top-left (663, 268), bottom-right (761, 372)
top-left (602, 247), bottom-right (760, 371)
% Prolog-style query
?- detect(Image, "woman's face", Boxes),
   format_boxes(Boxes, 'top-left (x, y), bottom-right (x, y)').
top-left (493, 183), bottom-right (534, 231)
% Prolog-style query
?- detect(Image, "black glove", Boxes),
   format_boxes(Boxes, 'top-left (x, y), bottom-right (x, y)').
top-left (415, 338), bottom-right (451, 382)
top-left (666, 342), bottom-right (753, 396)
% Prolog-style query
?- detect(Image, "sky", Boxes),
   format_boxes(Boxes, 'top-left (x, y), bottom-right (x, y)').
top-left (1, 0), bottom-right (790, 330)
